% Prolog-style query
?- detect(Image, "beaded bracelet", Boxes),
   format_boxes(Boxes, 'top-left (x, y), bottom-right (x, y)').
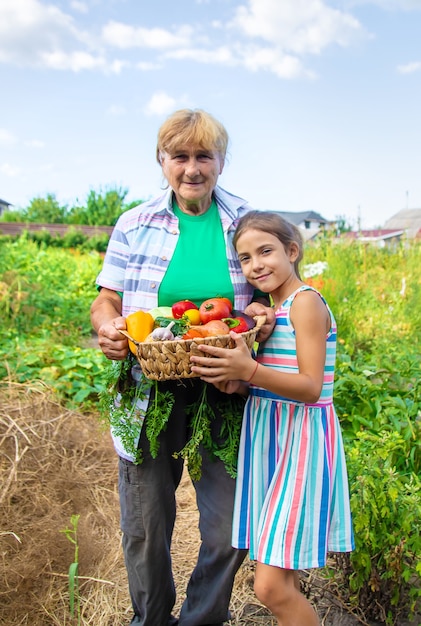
top-left (246, 361), bottom-right (259, 383)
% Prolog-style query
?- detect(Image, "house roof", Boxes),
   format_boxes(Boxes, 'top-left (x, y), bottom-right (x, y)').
top-left (383, 208), bottom-right (421, 238)
top-left (345, 229), bottom-right (404, 242)
top-left (278, 211), bottom-right (330, 226)
top-left (0, 199), bottom-right (12, 206)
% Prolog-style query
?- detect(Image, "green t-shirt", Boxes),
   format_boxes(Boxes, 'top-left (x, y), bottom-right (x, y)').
top-left (158, 200), bottom-right (234, 307)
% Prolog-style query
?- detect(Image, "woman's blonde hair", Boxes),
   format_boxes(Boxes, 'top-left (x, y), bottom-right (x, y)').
top-left (156, 109), bottom-right (229, 163)
top-left (233, 210), bottom-right (304, 279)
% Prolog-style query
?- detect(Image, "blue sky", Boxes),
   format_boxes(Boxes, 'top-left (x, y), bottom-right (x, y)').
top-left (0, 0), bottom-right (420, 228)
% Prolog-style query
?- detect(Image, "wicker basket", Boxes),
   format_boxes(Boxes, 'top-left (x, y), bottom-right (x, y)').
top-left (120, 315), bottom-right (266, 381)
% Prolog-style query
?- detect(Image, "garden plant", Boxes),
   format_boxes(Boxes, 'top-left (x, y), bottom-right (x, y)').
top-left (0, 231), bottom-right (419, 625)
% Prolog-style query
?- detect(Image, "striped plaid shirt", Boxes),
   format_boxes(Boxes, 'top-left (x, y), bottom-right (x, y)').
top-left (96, 185), bottom-right (255, 314)
top-left (95, 185), bottom-right (256, 461)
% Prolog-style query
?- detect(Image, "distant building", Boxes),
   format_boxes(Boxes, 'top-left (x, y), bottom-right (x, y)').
top-left (344, 229), bottom-right (405, 248)
top-left (0, 198), bottom-right (13, 217)
top-left (278, 210), bottom-right (330, 241)
top-left (383, 208), bottom-right (421, 239)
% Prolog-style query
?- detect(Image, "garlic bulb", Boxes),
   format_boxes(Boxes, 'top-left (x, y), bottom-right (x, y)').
top-left (150, 321), bottom-right (176, 341)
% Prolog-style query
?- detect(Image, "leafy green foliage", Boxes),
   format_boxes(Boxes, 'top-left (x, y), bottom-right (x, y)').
top-left (67, 186), bottom-right (139, 226)
top-left (174, 384), bottom-right (215, 481)
top-left (305, 238), bottom-right (420, 355)
top-left (0, 232), bottom-right (420, 623)
top-left (60, 514), bottom-right (81, 624)
top-left (21, 193), bottom-right (68, 223)
top-left (335, 350), bottom-right (420, 466)
top-left (303, 239), bottom-right (421, 623)
top-left (145, 383), bottom-right (175, 458)
top-left (1, 186), bottom-right (143, 227)
top-left (0, 238), bottom-right (107, 407)
top-left (328, 431), bottom-right (420, 624)
top-left (213, 394), bottom-right (245, 478)
top-left (99, 358), bottom-right (153, 464)
top-left (173, 387), bottom-right (245, 481)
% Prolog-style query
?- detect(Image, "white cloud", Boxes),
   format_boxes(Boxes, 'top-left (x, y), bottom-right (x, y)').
top-left (166, 0), bottom-right (366, 78)
top-left (40, 49), bottom-right (106, 71)
top-left (24, 139), bottom-right (45, 148)
top-left (0, 163), bottom-right (20, 177)
top-left (0, 129), bottom-right (17, 145)
top-left (0, 0), bottom-right (371, 79)
top-left (240, 45), bottom-right (314, 78)
top-left (166, 46), bottom-right (234, 65)
top-left (230, 0), bottom-right (365, 54)
top-left (344, 0), bottom-right (421, 9)
top-left (0, 0), bottom-right (105, 71)
top-left (70, 1), bottom-right (89, 13)
top-left (397, 61), bottom-right (421, 73)
top-left (166, 43), bottom-right (312, 79)
top-left (136, 61), bottom-right (163, 71)
top-left (102, 21), bottom-right (193, 49)
top-left (106, 105), bottom-right (127, 116)
top-left (144, 92), bottom-right (178, 116)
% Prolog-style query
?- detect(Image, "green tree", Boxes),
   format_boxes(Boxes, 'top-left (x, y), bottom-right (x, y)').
top-left (67, 186), bottom-right (142, 226)
top-left (22, 193), bottom-right (68, 223)
top-left (334, 214), bottom-right (353, 234)
top-left (0, 208), bottom-right (22, 222)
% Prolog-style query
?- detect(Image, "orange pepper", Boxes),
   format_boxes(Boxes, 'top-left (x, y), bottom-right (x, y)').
top-left (126, 310), bottom-right (154, 354)
top-left (182, 328), bottom-right (204, 340)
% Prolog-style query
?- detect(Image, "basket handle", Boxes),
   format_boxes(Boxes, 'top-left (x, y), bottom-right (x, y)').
top-left (118, 329), bottom-right (140, 346)
top-left (253, 314), bottom-right (266, 332)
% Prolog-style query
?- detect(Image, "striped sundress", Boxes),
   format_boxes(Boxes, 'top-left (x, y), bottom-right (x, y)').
top-left (232, 285), bottom-right (354, 569)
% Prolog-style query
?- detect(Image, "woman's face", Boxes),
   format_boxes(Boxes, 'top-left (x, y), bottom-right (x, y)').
top-left (160, 145), bottom-right (224, 214)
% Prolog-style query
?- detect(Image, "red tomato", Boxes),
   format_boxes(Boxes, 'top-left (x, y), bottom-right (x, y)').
top-left (199, 298), bottom-right (232, 324)
top-left (172, 300), bottom-right (199, 319)
top-left (216, 296), bottom-right (233, 312)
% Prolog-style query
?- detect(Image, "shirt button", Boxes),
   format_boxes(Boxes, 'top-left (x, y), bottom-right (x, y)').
top-left (151, 283), bottom-right (156, 289)
top-left (172, 229), bottom-right (178, 235)
top-left (162, 256), bottom-right (167, 261)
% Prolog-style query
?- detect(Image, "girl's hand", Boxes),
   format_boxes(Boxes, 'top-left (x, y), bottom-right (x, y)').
top-left (190, 331), bottom-right (256, 383)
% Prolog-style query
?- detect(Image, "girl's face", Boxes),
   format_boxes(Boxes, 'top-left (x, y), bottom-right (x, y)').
top-left (236, 228), bottom-right (300, 301)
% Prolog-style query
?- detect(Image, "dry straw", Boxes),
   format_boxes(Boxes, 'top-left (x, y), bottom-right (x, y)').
top-left (0, 381), bottom-right (365, 625)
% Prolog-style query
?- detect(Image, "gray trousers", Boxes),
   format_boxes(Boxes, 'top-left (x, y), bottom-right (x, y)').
top-left (119, 379), bottom-right (247, 626)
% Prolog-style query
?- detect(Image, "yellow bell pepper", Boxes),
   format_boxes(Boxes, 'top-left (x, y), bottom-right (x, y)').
top-left (126, 310), bottom-right (154, 354)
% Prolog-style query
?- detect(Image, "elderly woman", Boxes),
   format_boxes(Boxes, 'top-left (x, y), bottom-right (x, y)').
top-left (91, 109), bottom-right (274, 626)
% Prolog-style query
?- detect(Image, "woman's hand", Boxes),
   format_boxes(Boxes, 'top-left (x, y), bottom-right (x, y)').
top-left (209, 379), bottom-right (247, 396)
top-left (190, 331), bottom-right (256, 383)
top-left (97, 316), bottom-right (129, 361)
top-left (245, 302), bottom-right (275, 343)
top-left (91, 288), bottom-right (129, 360)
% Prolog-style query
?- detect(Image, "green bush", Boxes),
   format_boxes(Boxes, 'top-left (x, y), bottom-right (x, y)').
top-left (304, 239), bottom-right (421, 623)
top-left (0, 238), bottom-right (107, 407)
top-left (328, 430), bottom-right (420, 624)
top-left (0, 235), bottom-right (420, 623)
top-left (328, 347), bottom-right (421, 623)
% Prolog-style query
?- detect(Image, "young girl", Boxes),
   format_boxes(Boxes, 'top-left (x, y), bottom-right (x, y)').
top-left (190, 210), bottom-right (354, 626)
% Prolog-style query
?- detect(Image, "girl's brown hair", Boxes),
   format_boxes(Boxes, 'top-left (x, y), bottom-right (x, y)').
top-left (156, 109), bottom-right (229, 163)
top-left (233, 210), bottom-right (304, 278)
